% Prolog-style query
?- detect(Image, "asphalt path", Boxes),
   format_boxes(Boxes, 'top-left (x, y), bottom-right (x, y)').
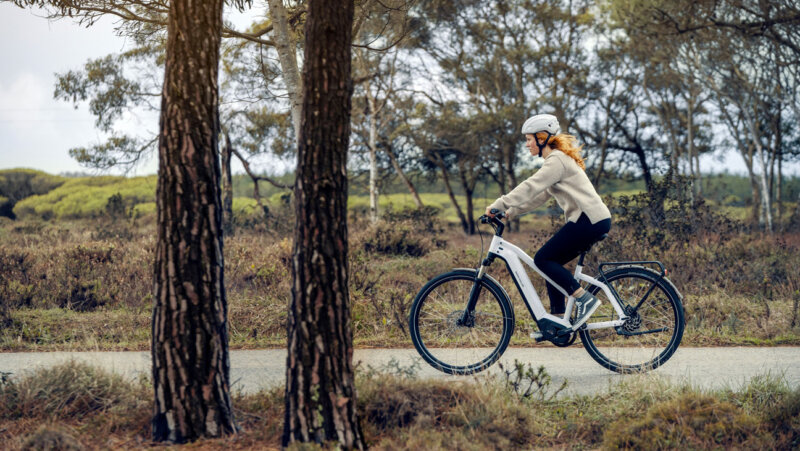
top-left (1, 347), bottom-right (799, 396)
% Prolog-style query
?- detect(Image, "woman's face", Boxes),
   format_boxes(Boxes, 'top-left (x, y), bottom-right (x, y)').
top-left (525, 133), bottom-right (549, 156)
top-left (525, 134), bottom-right (536, 155)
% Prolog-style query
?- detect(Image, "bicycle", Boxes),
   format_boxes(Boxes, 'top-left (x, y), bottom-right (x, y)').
top-left (408, 211), bottom-right (685, 375)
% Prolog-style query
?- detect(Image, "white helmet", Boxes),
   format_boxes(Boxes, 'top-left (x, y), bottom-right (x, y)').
top-left (521, 114), bottom-right (560, 157)
top-left (521, 113), bottom-right (560, 135)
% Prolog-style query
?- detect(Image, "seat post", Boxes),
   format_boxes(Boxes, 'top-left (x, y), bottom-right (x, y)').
top-left (577, 252), bottom-right (587, 266)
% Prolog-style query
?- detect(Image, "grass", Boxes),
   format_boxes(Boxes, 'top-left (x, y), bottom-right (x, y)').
top-left (0, 361), bottom-right (797, 449)
top-left (2, 209), bottom-right (800, 351)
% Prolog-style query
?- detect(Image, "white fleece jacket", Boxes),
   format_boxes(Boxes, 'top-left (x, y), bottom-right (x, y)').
top-left (489, 150), bottom-right (611, 224)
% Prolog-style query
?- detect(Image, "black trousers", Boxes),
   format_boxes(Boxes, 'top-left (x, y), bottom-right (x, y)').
top-left (533, 213), bottom-right (611, 314)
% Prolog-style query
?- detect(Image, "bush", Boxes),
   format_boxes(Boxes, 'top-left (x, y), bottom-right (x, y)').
top-left (358, 219), bottom-right (440, 257)
top-left (0, 361), bottom-right (144, 420)
top-left (22, 425), bottom-right (84, 451)
top-left (13, 175), bottom-right (156, 220)
top-left (603, 392), bottom-right (764, 449)
top-left (0, 169), bottom-right (65, 219)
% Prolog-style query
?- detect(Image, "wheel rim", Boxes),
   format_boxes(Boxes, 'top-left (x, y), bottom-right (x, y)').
top-left (414, 276), bottom-right (510, 373)
top-left (583, 272), bottom-right (681, 372)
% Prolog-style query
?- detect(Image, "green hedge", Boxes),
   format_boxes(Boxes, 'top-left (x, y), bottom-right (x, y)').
top-left (0, 169), bottom-right (66, 218)
top-left (14, 176), bottom-right (156, 220)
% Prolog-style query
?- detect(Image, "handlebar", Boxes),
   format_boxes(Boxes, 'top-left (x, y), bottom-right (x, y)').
top-left (478, 209), bottom-right (506, 236)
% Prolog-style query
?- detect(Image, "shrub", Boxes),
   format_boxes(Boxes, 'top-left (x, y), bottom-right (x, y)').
top-left (603, 392), bottom-right (763, 449)
top-left (0, 361), bottom-right (143, 420)
top-left (56, 245), bottom-right (117, 312)
top-left (0, 169), bottom-right (65, 219)
top-left (13, 175), bottom-right (156, 220)
top-left (359, 220), bottom-right (436, 257)
top-left (22, 425), bottom-right (84, 451)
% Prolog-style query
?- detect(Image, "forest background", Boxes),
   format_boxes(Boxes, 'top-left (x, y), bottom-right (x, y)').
top-left (1, 0), bottom-right (800, 448)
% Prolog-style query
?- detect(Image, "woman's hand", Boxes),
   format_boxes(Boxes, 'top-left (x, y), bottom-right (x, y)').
top-left (485, 207), bottom-right (511, 220)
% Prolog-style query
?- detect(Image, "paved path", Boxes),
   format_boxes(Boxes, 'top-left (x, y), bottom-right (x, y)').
top-left (1, 347), bottom-right (798, 396)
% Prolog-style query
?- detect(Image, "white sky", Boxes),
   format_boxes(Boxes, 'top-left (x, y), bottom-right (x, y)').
top-left (0, 3), bottom-right (797, 178)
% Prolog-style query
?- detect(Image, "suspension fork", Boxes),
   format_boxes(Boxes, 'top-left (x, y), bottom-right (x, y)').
top-left (459, 256), bottom-right (495, 327)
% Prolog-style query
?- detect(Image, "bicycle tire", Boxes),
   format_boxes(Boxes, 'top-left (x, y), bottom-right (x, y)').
top-left (579, 266), bottom-right (685, 373)
top-left (409, 269), bottom-right (515, 375)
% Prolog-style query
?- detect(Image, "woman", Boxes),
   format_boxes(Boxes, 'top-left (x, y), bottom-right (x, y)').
top-left (486, 114), bottom-right (611, 329)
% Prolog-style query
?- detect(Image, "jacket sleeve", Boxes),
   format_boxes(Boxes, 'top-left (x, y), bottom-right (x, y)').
top-left (489, 156), bottom-right (564, 217)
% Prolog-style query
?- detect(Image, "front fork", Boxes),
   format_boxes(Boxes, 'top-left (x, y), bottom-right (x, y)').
top-left (458, 256), bottom-right (495, 327)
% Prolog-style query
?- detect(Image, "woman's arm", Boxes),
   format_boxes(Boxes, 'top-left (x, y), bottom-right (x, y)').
top-left (488, 156), bottom-right (565, 218)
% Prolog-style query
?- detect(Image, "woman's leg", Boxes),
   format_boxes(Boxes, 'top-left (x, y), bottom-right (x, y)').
top-left (534, 215), bottom-right (611, 314)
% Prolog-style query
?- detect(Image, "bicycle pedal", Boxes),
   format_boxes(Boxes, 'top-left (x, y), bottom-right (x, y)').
top-left (530, 331), bottom-right (545, 342)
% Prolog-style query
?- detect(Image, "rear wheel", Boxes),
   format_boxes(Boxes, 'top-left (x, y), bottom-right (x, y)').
top-left (579, 266), bottom-right (684, 373)
top-left (409, 269), bottom-right (514, 375)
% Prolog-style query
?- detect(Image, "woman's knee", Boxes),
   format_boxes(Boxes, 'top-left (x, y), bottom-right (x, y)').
top-left (533, 249), bottom-right (550, 268)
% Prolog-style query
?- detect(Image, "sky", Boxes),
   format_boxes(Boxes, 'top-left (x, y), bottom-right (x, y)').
top-left (0, 3), bottom-right (797, 178)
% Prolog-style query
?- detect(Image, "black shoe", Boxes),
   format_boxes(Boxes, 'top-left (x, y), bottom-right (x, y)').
top-left (573, 292), bottom-right (600, 329)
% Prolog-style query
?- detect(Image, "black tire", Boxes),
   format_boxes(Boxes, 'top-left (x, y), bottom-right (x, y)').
top-left (579, 266), bottom-right (685, 373)
top-left (409, 269), bottom-right (515, 375)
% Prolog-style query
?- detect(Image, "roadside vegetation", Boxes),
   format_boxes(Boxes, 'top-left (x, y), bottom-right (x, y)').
top-left (1, 169), bottom-right (799, 351)
top-left (0, 360), bottom-right (797, 449)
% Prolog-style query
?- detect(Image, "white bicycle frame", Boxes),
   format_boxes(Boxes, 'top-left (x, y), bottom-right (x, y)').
top-left (481, 234), bottom-right (628, 331)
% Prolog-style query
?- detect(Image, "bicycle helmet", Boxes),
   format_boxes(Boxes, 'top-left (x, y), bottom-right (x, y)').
top-left (521, 114), bottom-right (560, 157)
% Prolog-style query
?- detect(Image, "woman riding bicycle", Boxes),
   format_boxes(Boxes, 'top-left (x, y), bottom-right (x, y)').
top-left (486, 114), bottom-right (611, 329)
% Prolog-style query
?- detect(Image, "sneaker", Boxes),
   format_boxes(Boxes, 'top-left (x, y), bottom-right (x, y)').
top-left (530, 331), bottom-right (543, 341)
top-left (573, 292), bottom-right (600, 329)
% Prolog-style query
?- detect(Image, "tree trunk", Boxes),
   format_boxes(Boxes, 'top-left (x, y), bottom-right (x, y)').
top-left (433, 155), bottom-right (469, 234)
top-left (151, 0), bottom-right (235, 442)
top-left (460, 169), bottom-right (476, 235)
top-left (367, 93), bottom-right (379, 223)
top-left (384, 143), bottom-right (423, 208)
top-left (283, 0), bottom-right (364, 448)
top-left (221, 131), bottom-right (234, 236)
top-left (267, 0), bottom-right (303, 143)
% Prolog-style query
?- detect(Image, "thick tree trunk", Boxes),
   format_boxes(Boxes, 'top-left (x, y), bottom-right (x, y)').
top-left (221, 131), bottom-right (234, 236)
top-left (283, 0), bottom-right (364, 448)
top-left (151, 0), bottom-right (235, 442)
top-left (267, 0), bottom-right (303, 142)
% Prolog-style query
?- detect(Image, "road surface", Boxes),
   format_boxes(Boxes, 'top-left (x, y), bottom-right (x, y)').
top-left (1, 347), bottom-right (798, 396)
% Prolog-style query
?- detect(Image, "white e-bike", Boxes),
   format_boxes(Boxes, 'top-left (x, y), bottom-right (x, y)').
top-left (409, 212), bottom-right (685, 375)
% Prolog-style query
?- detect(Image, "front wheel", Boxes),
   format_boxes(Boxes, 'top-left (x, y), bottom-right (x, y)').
top-left (409, 269), bottom-right (515, 375)
top-left (579, 266), bottom-right (685, 373)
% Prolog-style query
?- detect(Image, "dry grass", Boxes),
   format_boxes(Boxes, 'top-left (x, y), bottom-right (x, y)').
top-left (2, 361), bottom-right (797, 450)
top-left (1, 209), bottom-right (800, 351)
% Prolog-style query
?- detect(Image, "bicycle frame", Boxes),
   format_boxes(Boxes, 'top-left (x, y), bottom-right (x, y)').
top-left (483, 234), bottom-right (628, 331)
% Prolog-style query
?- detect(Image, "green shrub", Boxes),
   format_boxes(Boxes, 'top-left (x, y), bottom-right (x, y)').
top-left (0, 169), bottom-right (65, 219)
top-left (13, 175), bottom-right (156, 220)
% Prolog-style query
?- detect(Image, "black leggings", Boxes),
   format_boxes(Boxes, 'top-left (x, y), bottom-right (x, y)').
top-left (533, 213), bottom-right (611, 314)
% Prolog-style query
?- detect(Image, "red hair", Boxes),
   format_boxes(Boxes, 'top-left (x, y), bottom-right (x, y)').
top-left (535, 132), bottom-right (586, 170)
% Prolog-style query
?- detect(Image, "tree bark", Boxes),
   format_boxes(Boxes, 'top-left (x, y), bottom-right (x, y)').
top-left (221, 131), bottom-right (234, 236)
top-left (367, 92), bottom-right (380, 223)
top-left (267, 0), bottom-right (303, 143)
top-left (151, 0), bottom-right (235, 442)
top-left (283, 0), bottom-right (364, 448)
